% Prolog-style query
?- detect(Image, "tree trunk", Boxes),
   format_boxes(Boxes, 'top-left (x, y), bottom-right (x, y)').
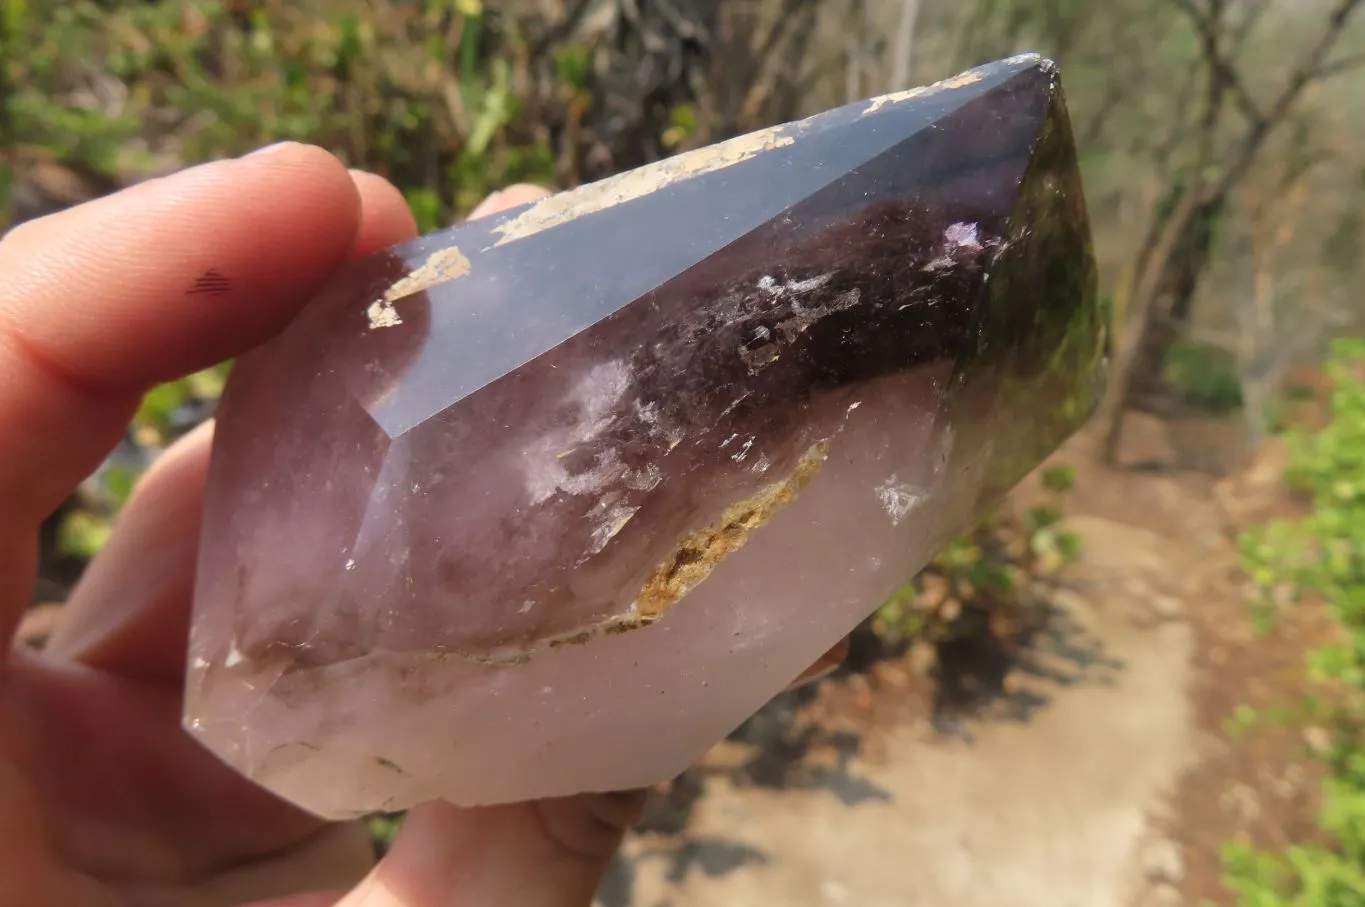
top-left (1098, 187), bottom-right (1206, 460)
top-left (1127, 194), bottom-right (1226, 408)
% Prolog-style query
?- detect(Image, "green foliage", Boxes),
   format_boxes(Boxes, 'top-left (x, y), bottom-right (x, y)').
top-left (552, 43), bottom-right (591, 91)
top-left (56, 510), bottom-right (112, 560)
top-left (367, 812), bottom-right (405, 857)
top-left (132, 365), bottom-right (229, 442)
top-left (1223, 338), bottom-right (1365, 906)
top-left (1040, 465), bottom-right (1077, 493)
top-left (1165, 337), bottom-right (1244, 414)
top-left (54, 364), bottom-right (228, 559)
top-left (0, 0), bottom-right (562, 228)
top-left (662, 104), bottom-right (700, 150)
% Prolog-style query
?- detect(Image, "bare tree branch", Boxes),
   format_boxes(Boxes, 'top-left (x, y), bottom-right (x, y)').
top-left (1181, 325), bottom-right (1240, 353)
top-left (952, 0), bottom-right (996, 68)
top-left (730, 0), bottom-right (810, 129)
top-left (1097, 184), bottom-right (1205, 460)
top-left (1127, 38), bottom-right (1202, 279)
top-left (1169, 0), bottom-right (1265, 126)
top-left (1098, 0), bottom-right (1365, 463)
top-left (845, 0), bottom-right (867, 102)
top-left (1317, 50), bottom-right (1365, 78)
top-left (527, 0), bottom-right (596, 60)
top-left (1078, 76), bottom-right (1125, 147)
top-left (889, 0), bottom-right (921, 91)
top-left (1207, 0), bottom-right (1364, 203)
top-left (1229, 0), bottom-right (1271, 50)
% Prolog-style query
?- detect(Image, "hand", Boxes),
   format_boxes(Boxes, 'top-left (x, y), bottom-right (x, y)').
top-left (0, 144), bottom-right (847, 907)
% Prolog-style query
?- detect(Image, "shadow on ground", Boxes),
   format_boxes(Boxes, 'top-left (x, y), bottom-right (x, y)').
top-left (598, 837), bottom-right (771, 907)
top-left (930, 597), bottom-right (1126, 739)
top-left (603, 594), bottom-right (1126, 905)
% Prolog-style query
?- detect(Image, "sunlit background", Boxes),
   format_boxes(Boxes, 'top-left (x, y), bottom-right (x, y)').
top-left (5, 2), bottom-right (1364, 906)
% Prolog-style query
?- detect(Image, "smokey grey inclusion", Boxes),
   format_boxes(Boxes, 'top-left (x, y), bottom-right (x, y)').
top-left (185, 53), bottom-right (1104, 818)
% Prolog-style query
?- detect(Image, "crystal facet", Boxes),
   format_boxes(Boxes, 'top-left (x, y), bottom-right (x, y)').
top-left (186, 53), bottom-right (1106, 818)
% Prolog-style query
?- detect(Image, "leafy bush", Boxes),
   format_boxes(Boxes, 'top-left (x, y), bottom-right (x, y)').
top-left (1223, 337), bottom-right (1365, 906)
top-left (1165, 336), bottom-right (1244, 414)
top-left (0, 0), bottom-right (560, 230)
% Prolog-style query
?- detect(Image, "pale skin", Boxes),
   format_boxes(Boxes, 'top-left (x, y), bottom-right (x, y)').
top-left (0, 143), bottom-right (848, 907)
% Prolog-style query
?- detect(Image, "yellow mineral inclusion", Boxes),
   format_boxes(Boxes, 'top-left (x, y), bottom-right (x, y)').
top-left (365, 300), bottom-right (403, 330)
top-left (366, 246), bottom-right (472, 330)
top-left (861, 66), bottom-right (990, 117)
top-left (485, 440), bottom-right (829, 661)
top-left (489, 127), bottom-right (796, 247)
top-left (633, 441), bottom-right (829, 619)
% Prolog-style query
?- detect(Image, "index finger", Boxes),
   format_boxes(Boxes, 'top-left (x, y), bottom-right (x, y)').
top-left (0, 143), bottom-right (375, 649)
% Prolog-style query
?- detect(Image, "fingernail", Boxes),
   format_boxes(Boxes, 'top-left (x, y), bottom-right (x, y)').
top-left (786, 659), bottom-right (838, 691)
top-left (244, 141), bottom-right (298, 159)
top-left (801, 660), bottom-right (841, 685)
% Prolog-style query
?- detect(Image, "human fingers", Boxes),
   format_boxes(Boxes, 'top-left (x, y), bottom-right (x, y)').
top-left (52, 179), bottom-right (551, 672)
top-left (332, 793), bottom-right (645, 907)
top-left (0, 143), bottom-right (371, 656)
top-left (467, 183), bottom-right (553, 220)
top-left (348, 170), bottom-right (419, 257)
top-left (47, 167), bottom-right (421, 679)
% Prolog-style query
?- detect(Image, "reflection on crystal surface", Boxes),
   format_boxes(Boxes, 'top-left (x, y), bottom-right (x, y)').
top-left (186, 53), bottom-right (1106, 818)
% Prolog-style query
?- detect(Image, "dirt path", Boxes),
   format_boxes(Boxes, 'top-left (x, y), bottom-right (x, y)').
top-left (596, 421), bottom-right (1323, 907)
top-left (609, 552), bottom-right (1194, 907)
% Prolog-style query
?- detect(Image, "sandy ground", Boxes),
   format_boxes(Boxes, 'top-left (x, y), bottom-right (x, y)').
top-left (597, 513), bottom-right (1202, 907)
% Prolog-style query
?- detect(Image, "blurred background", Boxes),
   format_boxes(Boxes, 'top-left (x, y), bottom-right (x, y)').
top-left (4, 1), bottom-right (1364, 905)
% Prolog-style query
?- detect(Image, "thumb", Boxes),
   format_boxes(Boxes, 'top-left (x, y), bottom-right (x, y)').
top-left (333, 792), bottom-right (645, 907)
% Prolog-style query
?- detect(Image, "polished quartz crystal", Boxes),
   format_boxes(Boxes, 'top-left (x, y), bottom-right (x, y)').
top-left (185, 53), bottom-right (1106, 818)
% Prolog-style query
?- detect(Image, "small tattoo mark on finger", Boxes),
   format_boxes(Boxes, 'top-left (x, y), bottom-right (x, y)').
top-left (187, 269), bottom-right (233, 296)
